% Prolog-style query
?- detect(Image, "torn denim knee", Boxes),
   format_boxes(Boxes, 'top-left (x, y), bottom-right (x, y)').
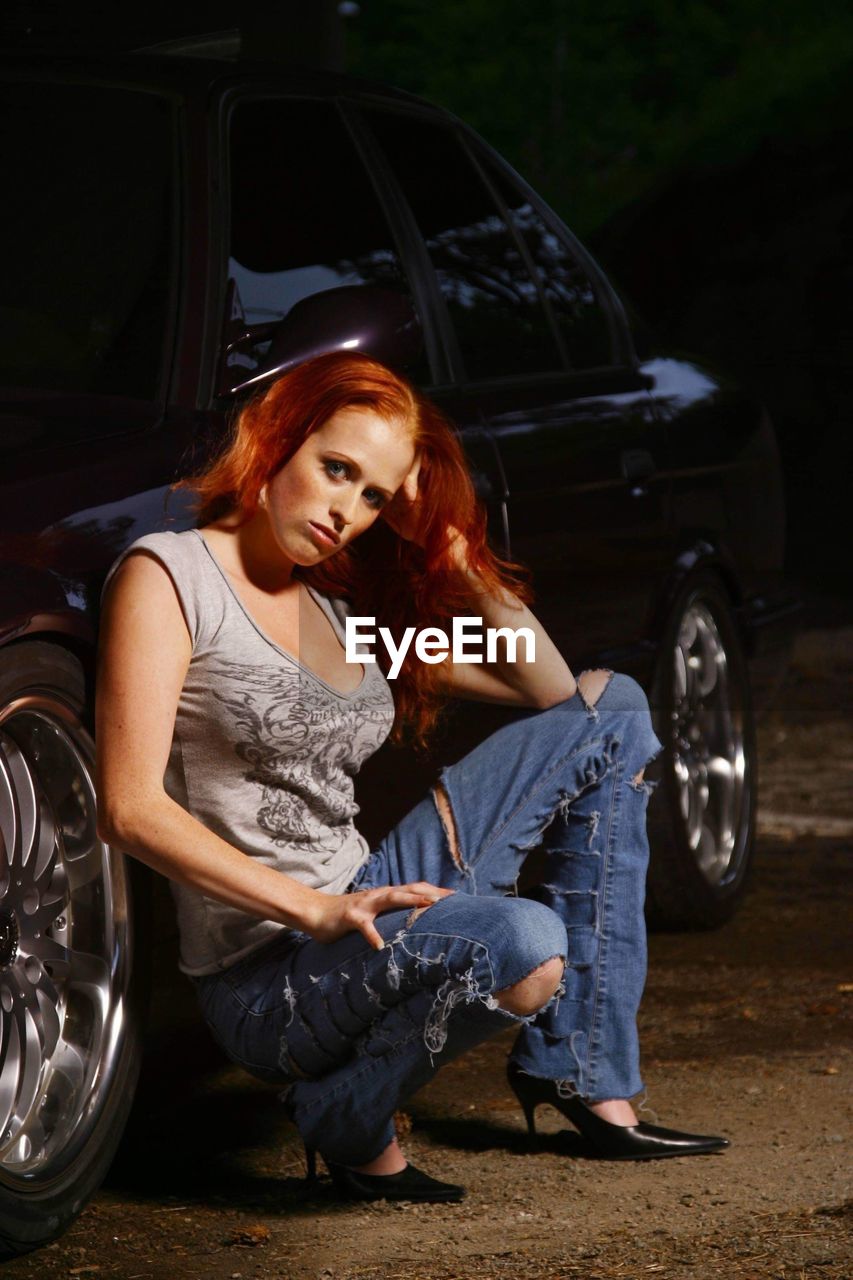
top-left (382, 917), bottom-right (565, 1065)
top-left (424, 966), bottom-right (501, 1055)
top-left (576, 668), bottom-right (615, 722)
top-left (423, 954), bottom-right (566, 1063)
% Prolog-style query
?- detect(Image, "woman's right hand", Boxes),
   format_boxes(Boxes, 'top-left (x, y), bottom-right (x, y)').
top-left (307, 882), bottom-right (455, 950)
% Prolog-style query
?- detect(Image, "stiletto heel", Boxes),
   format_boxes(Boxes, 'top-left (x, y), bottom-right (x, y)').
top-left (507, 1062), bottom-right (730, 1160)
top-left (518, 1096), bottom-right (537, 1139)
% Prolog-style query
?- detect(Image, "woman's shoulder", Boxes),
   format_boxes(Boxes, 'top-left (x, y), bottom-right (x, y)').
top-left (103, 528), bottom-right (203, 589)
top-left (121, 526), bottom-right (202, 559)
top-left (102, 529), bottom-right (222, 650)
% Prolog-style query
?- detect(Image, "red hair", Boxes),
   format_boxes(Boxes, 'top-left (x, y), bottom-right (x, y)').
top-left (174, 351), bottom-right (531, 747)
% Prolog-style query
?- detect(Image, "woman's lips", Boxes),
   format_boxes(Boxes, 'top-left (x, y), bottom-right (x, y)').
top-left (308, 521), bottom-right (340, 548)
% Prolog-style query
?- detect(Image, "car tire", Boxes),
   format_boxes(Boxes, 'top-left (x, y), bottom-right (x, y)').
top-left (0, 642), bottom-right (147, 1257)
top-left (646, 574), bottom-right (757, 929)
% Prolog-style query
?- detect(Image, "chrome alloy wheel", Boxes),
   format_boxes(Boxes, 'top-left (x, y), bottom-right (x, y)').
top-left (0, 693), bottom-right (131, 1186)
top-left (669, 601), bottom-right (747, 887)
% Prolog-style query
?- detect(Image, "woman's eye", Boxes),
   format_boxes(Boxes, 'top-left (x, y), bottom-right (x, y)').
top-left (324, 460), bottom-right (383, 508)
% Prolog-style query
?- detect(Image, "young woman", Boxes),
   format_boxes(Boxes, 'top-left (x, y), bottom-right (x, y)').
top-left (96, 351), bottom-right (728, 1203)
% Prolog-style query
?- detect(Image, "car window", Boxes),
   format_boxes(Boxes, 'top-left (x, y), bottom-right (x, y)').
top-left (363, 110), bottom-right (563, 382)
top-left (0, 82), bottom-right (174, 402)
top-left (485, 160), bottom-right (613, 369)
top-left (227, 98), bottom-right (428, 383)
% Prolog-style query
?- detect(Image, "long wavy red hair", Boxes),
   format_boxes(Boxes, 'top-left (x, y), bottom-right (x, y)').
top-left (174, 351), bottom-right (531, 747)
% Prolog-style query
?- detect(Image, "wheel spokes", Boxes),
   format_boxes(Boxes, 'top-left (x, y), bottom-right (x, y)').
top-left (0, 1001), bottom-right (17, 1137)
top-left (68, 951), bottom-right (112, 1030)
top-left (0, 976), bottom-right (44, 1144)
top-left (0, 701), bottom-right (132, 1181)
top-left (670, 600), bottom-right (745, 887)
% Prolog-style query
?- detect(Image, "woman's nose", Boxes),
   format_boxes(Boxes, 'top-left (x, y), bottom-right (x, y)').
top-left (329, 489), bottom-right (358, 529)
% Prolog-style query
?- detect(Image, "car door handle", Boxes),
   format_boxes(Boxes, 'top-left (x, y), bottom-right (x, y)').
top-left (620, 448), bottom-right (657, 496)
top-left (620, 448), bottom-right (657, 482)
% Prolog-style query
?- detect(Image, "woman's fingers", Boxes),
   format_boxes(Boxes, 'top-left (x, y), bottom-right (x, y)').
top-left (349, 895), bottom-right (414, 951)
top-left (402, 452), bottom-right (422, 501)
top-left (400, 881), bottom-right (453, 899)
top-left (351, 884), bottom-right (453, 947)
top-left (337, 882), bottom-right (455, 949)
top-left (374, 884), bottom-right (452, 912)
top-left (380, 452), bottom-right (426, 542)
top-left (359, 918), bottom-right (385, 951)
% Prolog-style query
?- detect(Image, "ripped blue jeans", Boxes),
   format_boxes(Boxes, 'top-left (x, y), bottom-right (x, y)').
top-left (193, 672), bottom-right (661, 1167)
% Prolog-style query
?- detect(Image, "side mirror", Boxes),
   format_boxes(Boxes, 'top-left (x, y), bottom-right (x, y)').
top-left (217, 284), bottom-right (423, 398)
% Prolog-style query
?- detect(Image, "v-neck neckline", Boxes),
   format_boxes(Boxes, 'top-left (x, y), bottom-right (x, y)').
top-left (191, 529), bottom-right (366, 700)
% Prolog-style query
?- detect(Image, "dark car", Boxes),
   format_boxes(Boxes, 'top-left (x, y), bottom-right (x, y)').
top-left (0, 44), bottom-right (797, 1255)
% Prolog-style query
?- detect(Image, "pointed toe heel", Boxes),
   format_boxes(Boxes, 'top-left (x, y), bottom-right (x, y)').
top-left (325, 1159), bottom-right (466, 1203)
top-left (305, 1148), bottom-right (465, 1203)
top-left (507, 1062), bottom-right (729, 1160)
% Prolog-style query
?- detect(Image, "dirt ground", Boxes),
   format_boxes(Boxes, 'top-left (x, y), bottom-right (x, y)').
top-left (4, 612), bottom-right (851, 1280)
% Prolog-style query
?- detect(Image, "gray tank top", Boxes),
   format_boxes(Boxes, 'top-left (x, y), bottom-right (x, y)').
top-left (103, 529), bottom-right (395, 975)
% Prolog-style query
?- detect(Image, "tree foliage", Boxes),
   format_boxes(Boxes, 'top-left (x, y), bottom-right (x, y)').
top-left (345, 0), bottom-right (853, 234)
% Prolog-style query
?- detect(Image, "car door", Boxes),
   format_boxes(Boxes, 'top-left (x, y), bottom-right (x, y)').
top-left (357, 108), bottom-right (674, 677)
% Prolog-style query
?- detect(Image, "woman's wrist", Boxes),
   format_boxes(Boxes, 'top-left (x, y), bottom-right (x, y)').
top-left (274, 879), bottom-right (328, 935)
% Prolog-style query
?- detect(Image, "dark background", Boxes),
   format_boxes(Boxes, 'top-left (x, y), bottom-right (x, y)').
top-left (4, 0), bottom-right (852, 596)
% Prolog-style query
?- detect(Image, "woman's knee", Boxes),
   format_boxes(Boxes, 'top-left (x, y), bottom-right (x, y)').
top-left (540, 669), bottom-right (650, 719)
top-left (577, 668), bottom-right (613, 709)
top-left (491, 898), bottom-right (566, 1014)
top-left (401, 894), bottom-right (565, 1016)
top-left (496, 953), bottom-right (564, 1016)
top-left (595, 671), bottom-right (650, 715)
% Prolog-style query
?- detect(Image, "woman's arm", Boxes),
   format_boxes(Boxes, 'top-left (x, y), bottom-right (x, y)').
top-left (96, 553), bottom-right (449, 950)
top-left (434, 535), bottom-right (578, 709)
top-left (382, 453), bottom-right (577, 711)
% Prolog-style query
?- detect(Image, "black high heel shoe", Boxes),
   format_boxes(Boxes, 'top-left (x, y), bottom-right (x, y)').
top-left (304, 1145), bottom-right (466, 1202)
top-left (507, 1063), bottom-right (729, 1160)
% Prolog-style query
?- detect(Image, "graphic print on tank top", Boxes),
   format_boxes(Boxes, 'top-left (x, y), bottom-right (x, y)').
top-left (209, 657), bottom-right (393, 852)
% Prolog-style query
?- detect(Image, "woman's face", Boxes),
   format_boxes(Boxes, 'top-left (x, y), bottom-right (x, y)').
top-left (261, 405), bottom-right (416, 566)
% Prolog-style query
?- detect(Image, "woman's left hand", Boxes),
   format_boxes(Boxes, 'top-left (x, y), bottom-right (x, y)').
top-left (382, 453), bottom-right (470, 567)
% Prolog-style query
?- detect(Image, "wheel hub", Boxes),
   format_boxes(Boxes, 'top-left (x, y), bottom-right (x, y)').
top-left (0, 908), bottom-right (18, 968)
